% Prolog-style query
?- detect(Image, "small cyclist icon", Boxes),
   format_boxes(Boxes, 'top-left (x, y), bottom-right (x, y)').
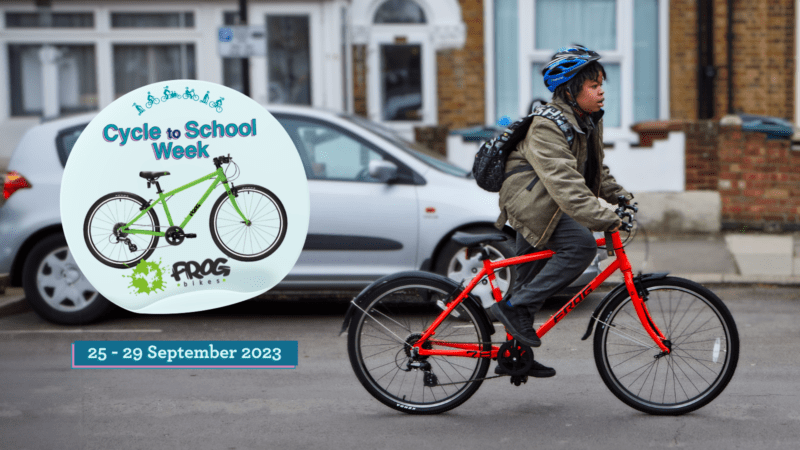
top-left (183, 87), bottom-right (198, 101)
top-left (209, 97), bottom-right (224, 113)
top-left (145, 92), bottom-right (159, 108)
top-left (201, 91), bottom-right (210, 104)
top-left (133, 103), bottom-right (145, 116)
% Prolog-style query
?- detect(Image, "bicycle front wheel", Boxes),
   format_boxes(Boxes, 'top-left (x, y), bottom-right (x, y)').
top-left (83, 192), bottom-right (160, 269)
top-left (209, 184), bottom-right (287, 262)
top-left (347, 275), bottom-right (491, 414)
top-left (593, 277), bottom-right (739, 415)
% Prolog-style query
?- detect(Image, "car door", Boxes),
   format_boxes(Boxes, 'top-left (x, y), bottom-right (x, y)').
top-left (274, 114), bottom-right (420, 287)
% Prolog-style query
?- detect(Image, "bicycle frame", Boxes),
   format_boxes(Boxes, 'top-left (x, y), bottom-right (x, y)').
top-left (413, 231), bottom-right (670, 358)
top-left (119, 166), bottom-right (249, 238)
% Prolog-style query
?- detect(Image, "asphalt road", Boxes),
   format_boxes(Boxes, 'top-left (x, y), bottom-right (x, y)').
top-left (1, 286), bottom-right (799, 450)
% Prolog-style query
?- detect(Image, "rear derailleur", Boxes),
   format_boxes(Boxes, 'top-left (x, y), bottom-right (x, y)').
top-left (402, 333), bottom-right (438, 387)
top-left (113, 222), bottom-right (138, 253)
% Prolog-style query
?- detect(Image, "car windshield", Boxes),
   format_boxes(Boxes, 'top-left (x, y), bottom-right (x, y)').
top-left (338, 113), bottom-right (470, 178)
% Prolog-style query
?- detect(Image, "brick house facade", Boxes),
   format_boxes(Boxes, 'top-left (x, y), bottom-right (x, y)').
top-left (360, 0), bottom-right (799, 230)
top-left (670, 0), bottom-right (795, 121)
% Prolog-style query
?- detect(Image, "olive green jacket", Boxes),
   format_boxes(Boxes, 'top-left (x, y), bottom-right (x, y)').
top-left (494, 98), bottom-right (631, 248)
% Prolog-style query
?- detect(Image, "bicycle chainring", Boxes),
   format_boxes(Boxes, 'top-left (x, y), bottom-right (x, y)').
top-left (164, 226), bottom-right (185, 246)
top-left (497, 341), bottom-right (534, 377)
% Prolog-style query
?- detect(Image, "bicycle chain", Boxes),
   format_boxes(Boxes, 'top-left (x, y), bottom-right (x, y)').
top-left (431, 375), bottom-right (507, 386)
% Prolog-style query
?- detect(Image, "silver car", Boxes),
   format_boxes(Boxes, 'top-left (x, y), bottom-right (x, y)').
top-left (0, 105), bottom-right (601, 324)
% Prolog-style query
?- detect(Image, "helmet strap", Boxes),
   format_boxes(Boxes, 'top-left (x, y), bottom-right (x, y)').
top-left (566, 85), bottom-right (586, 117)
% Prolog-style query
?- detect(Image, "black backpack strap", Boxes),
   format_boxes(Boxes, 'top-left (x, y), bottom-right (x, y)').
top-left (530, 105), bottom-right (575, 148)
top-left (504, 162), bottom-right (533, 180)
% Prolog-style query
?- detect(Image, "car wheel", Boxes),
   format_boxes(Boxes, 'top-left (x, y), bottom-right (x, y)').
top-left (434, 227), bottom-right (517, 309)
top-left (22, 233), bottom-right (115, 325)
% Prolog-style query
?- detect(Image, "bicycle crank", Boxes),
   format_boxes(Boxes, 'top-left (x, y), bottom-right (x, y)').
top-left (165, 226), bottom-right (186, 245)
top-left (496, 341), bottom-right (534, 377)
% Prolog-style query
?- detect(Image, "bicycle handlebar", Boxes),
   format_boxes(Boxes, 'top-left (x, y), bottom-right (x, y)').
top-left (213, 154), bottom-right (233, 168)
top-left (614, 195), bottom-right (637, 232)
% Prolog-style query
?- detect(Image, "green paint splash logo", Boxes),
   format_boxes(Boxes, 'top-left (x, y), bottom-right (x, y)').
top-left (123, 259), bottom-right (168, 295)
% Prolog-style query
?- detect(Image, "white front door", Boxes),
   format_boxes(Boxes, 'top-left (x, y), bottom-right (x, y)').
top-left (367, 29), bottom-right (436, 140)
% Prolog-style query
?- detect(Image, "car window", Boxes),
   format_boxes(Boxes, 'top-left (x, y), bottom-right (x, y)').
top-left (338, 113), bottom-right (470, 178)
top-left (55, 123), bottom-right (88, 167)
top-left (275, 116), bottom-right (393, 183)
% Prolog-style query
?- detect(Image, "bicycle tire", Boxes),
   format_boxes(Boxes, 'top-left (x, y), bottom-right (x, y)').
top-left (347, 275), bottom-right (491, 414)
top-left (83, 192), bottom-right (160, 269)
top-left (208, 184), bottom-right (287, 262)
top-left (593, 277), bottom-right (739, 415)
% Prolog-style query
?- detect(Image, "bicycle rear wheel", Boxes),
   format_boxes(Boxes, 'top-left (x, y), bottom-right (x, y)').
top-left (209, 184), bottom-right (287, 262)
top-left (83, 192), bottom-right (160, 269)
top-left (593, 277), bottom-right (739, 415)
top-left (347, 275), bottom-right (491, 414)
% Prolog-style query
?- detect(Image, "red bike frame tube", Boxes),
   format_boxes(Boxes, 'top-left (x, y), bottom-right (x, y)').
top-left (535, 258), bottom-right (619, 337)
top-left (414, 231), bottom-right (670, 358)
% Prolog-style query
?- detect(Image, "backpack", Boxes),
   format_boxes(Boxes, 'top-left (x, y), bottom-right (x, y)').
top-left (472, 105), bottom-right (575, 192)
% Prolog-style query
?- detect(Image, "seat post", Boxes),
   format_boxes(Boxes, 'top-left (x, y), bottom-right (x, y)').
top-left (148, 180), bottom-right (163, 193)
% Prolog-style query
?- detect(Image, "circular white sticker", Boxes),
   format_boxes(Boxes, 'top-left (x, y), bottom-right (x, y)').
top-left (61, 80), bottom-right (310, 314)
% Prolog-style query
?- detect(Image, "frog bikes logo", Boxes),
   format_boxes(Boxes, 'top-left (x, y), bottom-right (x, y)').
top-left (171, 257), bottom-right (231, 288)
top-left (123, 259), bottom-right (168, 296)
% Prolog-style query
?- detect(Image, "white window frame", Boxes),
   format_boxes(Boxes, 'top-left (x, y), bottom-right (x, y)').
top-left (367, 25), bottom-right (436, 136)
top-left (349, 0), bottom-right (465, 140)
top-left (485, 0), bottom-right (669, 146)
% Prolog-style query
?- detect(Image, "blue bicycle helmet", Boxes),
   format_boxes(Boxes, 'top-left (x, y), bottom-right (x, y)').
top-left (542, 45), bottom-right (601, 93)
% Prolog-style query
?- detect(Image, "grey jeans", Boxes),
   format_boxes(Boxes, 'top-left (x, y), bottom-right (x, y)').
top-left (507, 213), bottom-right (597, 318)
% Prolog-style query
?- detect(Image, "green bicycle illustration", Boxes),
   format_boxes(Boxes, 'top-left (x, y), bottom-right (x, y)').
top-left (83, 155), bottom-right (287, 269)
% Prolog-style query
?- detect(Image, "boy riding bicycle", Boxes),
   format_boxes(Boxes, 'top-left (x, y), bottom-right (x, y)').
top-left (492, 45), bottom-right (632, 377)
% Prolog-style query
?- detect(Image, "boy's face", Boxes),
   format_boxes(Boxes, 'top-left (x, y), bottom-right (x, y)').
top-left (574, 73), bottom-right (605, 113)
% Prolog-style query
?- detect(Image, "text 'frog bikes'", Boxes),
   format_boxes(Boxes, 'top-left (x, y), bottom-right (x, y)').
top-left (83, 154), bottom-right (287, 269)
top-left (343, 197), bottom-right (739, 415)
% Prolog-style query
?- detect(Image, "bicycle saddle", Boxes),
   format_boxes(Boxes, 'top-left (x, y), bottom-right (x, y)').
top-left (139, 171), bottom-right (170, 180)
top-left (450, 231), bottom-right (508, 248)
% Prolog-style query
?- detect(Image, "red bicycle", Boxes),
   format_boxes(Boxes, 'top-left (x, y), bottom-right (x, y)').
top-left (342, 198), bottom-right (739, 415)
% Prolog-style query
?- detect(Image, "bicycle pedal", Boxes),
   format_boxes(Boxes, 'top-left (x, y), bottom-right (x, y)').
top-left (185, 234), bottom-right (197, 238)
top-left (510, 375), bottom-right (528, 386)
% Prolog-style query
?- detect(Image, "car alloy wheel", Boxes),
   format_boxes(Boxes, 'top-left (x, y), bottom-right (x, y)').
top-left (36, 246), bottom-right (100, 313)
top-left (445, 244), bottom-right (514, 308)
top-left (23, 233), bottom-right (115, 324)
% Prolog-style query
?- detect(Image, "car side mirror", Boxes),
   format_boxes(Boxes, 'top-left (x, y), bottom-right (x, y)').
top-left (368, 160), bottom-right (398, 183)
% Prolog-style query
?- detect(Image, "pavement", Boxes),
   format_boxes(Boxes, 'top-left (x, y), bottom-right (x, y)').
top-left (598, 231), bottom-right (800, 285)
top-left (1, 232), bottom-right (799, 317)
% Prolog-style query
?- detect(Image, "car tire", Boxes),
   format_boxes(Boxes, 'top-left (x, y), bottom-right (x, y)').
top-left (22, 233), bottom-right (115, 325)
top-left (434, 227), bottom-right (517, 310)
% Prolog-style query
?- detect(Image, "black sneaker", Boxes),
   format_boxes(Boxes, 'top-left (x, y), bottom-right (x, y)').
top-left (489, 300), bottom-right (541, 347)
top-left (495, 360), bottom-right (556, 378)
